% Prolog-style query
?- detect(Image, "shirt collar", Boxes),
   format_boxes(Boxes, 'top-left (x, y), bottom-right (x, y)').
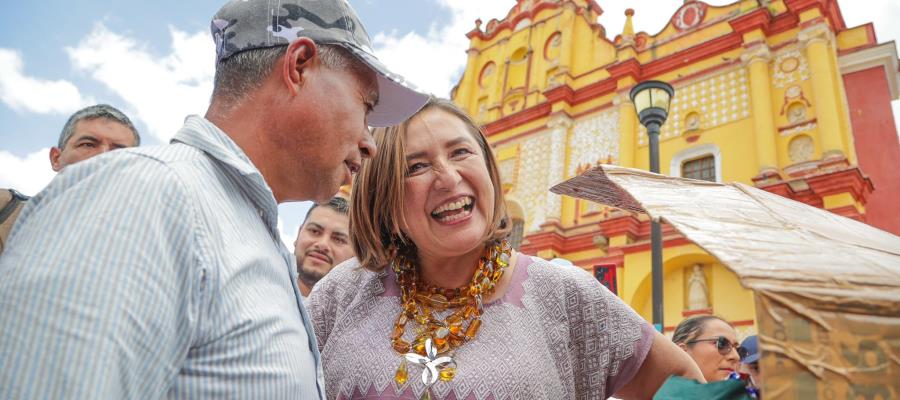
top-left (171, 115), bottom-right (279, 230)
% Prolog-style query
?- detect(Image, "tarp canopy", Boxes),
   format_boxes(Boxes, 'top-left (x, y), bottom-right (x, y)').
top-left (551, 165), bottom-right (900, 399)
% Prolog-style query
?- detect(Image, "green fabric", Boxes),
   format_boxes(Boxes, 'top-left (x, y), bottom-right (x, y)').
top-left (653, 376), bottom-right (752, 400)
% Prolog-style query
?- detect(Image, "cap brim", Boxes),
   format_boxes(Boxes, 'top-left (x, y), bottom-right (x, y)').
top-left (742, 353), bottom-right (760, 364)
top-left (341, 44), bottom-right (429, 127)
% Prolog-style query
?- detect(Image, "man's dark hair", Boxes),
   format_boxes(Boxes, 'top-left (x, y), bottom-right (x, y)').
top-left (212, 43), bottom-right (355, 107)
top-left (302, 197), bottom-right (350, 225)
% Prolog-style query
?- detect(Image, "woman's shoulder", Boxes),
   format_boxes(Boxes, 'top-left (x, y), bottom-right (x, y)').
top-left (309, 257), bottom-right (383, 306)
top-left (521, 254), bottom-right (602, 291)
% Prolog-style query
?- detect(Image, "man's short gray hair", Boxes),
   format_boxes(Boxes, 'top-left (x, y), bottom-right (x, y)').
top-left (58, 104), bottom-right (140, 149)
top-left (212, 43), bottom-right (357, 107)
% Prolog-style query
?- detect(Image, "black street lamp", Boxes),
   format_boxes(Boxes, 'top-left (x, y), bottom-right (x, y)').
top-left (630, 80), bottom-right (674, 332)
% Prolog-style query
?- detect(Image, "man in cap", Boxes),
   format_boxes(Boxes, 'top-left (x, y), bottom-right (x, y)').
top-left (739, 335), bottom-right (761, 393)
top-left (0, 0), bottom-right (427, 398)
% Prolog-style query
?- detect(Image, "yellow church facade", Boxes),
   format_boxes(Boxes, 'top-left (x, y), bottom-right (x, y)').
top-left (451, 0), bottom-right (900, 336)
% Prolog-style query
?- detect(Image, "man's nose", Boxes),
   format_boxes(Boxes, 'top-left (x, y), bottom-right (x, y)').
top-left (311, 239), bottom-right (331, 254)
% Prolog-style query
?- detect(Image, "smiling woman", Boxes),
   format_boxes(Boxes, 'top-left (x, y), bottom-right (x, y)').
top-left (307, 97), bottom-right (704, 399)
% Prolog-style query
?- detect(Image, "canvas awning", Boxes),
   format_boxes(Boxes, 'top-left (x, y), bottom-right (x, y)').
top-left (551, 165), bottom-right (900, 398)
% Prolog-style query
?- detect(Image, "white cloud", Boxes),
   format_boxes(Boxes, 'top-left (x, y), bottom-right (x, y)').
top-left (0, 148), bottom-right (55, 196)
top-left (66, 23), bottom-right (214, 143)
top-left (371, 0), bottom-right (512, 97)
top-left (0, 49), bottom-right (92, 114)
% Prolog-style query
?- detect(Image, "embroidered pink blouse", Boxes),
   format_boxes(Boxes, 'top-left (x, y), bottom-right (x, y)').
top-left (307, 253), bottom-right (655, 399)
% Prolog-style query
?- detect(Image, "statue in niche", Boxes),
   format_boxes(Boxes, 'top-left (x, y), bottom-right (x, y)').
top-left (684, 112), bottom-right (701, 131)
top-left (787, 102), bottom-right (807, 124)
top-left (687, 264), bottom-right (710, 310)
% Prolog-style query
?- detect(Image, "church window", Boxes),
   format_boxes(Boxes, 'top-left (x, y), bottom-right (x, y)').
top-left (682, 156), bottom-right (716, 182)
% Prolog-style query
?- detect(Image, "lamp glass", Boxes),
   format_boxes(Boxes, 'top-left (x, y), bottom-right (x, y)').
top-left (650, 87), bottom-right (671, 112)
top-left (634, 90), bottom-right (651, 114)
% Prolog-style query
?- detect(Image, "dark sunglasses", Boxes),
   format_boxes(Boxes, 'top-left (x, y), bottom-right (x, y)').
top-left (687, 336), bottom-right (748, 359)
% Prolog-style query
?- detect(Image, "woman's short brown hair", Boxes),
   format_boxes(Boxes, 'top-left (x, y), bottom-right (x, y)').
top-left (350, 97), bottom-right (510, 271)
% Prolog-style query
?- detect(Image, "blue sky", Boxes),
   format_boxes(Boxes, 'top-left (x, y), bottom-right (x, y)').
top-left (1, 0), bottom-right (897, 246)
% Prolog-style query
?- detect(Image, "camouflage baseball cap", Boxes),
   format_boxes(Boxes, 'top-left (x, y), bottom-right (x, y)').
top-left (211, 0), bottom-right (428, 127)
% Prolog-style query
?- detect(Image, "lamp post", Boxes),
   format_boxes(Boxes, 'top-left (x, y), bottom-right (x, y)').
top-left (630, 80), bottom-right (674, 332)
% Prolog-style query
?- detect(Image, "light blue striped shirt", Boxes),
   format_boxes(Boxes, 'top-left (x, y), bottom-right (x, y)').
top-left (0, 116), bottom-right (325, 399)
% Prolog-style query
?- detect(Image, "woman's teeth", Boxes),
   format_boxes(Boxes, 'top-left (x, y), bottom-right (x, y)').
top-left (431, 197), bottom-right (473, 222)
top-left (432, 197), bottom-right (472, 215)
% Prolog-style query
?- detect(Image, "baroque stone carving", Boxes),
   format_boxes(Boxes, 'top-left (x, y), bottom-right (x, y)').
top-left (772, 49), bottom-right (810, 88)
top-left (568, 109), bottom-right (620, 177)
top-left (788, 135), bottom-right (815, 163)
top-left (639, 68), bottom-right (748, 146)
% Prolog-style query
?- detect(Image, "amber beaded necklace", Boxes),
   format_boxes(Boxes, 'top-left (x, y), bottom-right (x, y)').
top-left (390, 239), bottom-right (511, 392)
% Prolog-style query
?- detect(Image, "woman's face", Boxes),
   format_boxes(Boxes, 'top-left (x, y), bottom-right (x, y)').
top-left (400, 108), bottom-right (495, 260)
top-left (683, 319), bottom-right (741, 382)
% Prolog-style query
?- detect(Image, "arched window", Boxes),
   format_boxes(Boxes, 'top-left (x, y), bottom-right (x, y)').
top-left (505, 199), bottom-right (525, 250)
top-left (670, 143), bottom-right (722, 183)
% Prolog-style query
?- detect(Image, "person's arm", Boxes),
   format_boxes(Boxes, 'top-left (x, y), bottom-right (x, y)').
top-left (0, 155), bottom-right (202, 399)
top-left (614, 331), bottom-right (706, 399)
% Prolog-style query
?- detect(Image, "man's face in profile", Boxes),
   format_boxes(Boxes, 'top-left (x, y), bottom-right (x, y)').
top-left (294, 206), bottom-right (353, 287)
top-left (50, 118), bottom-right (137, 172)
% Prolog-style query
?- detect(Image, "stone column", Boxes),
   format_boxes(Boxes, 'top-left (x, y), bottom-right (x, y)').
top-left (741, 40), bottom-right (779, 176)
top-left (545, 113), bottom-right (573, 222)
top-left (800, 23), bottom-right (845, 160)
top-left (454, 48), bottom-right (481, 111)
top-left (614, 92), bottom-right (637, 168)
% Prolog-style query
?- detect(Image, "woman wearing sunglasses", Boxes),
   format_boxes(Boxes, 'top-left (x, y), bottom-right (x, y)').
top-left (672, 316), bottom-right (744, 382)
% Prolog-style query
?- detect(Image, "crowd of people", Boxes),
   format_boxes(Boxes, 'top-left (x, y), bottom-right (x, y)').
top-left (0, 0), bottom-right (764, 398)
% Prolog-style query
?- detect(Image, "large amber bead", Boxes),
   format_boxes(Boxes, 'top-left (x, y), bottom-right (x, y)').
top-left (439, 367), bottom-right (456, 382)
top-left (392, 338), bottom-right (410, 353)
top-left (392, 325), bottom-right (405, 339)
top-left (413, 339), bottom-right (426, 355)
top-left (394, 359), bottom-right (409, 385)
top-left (433, 327), bottom-right (450, 346)
top-left (465, 319), bottom-right (482, 339)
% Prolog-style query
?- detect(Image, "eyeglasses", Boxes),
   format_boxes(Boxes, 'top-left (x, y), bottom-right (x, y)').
top-left (686, 336), bottom-right (748, 358)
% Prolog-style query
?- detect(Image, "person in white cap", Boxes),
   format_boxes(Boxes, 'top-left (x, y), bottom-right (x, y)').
top-left (0, 0), bottom-right (427, 398)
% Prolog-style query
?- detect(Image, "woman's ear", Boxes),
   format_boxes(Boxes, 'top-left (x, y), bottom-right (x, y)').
top-left (677, 343), bottom-right (689, 352)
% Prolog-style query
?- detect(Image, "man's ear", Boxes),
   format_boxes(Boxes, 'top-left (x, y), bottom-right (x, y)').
top-left (49, 147), bottom-right (63, 172)
top-left (677, 343), bottom-right (689, 352)
top-left (282, 38), bottom-right (318, 96)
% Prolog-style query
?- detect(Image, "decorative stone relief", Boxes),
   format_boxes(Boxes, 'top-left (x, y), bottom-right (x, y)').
top-left (772, 49), bottom-right (810, 88)
top-left (508, 133), bottom-right (551, 232)
top-left (567, 108), bottom-right (620, 177)
top-left (786, 102), bottom-right (807, 124)
top-left (498, 156), bottom-right (517, 188)
top-left (639, 68), bottom-right (749, 145)
top-left (781, 122), bottom-right (817, 137)
top-left (684, 112), bottom-right (701, 132)
top-left (788, 135), bottom-right (815, 163)
top-left (673, 2), bottom-right (706, 31)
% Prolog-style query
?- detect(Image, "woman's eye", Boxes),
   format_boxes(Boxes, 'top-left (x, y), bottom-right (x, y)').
top-left (407, 162), bottom-right (427, 174)
top-left (451, 148), bottom-right (473, 157)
